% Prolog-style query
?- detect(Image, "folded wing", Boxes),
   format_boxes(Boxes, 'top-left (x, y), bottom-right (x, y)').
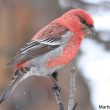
top-left (7, 23), bottom-right (71, 65)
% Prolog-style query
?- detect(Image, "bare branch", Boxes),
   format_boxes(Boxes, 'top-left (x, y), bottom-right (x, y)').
top-left (68, 67), bottom-right (77, 110)
top-left (52, 84), bottom-right (64, 110)
top-left (51, 67), bottom-right (78, 110)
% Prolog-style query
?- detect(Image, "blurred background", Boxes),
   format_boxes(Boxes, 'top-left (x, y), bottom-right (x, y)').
top-left (0, 0), bottom-right (110, 110)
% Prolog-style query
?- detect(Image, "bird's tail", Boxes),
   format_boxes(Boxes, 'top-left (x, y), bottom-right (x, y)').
top-left (0, 67), bottom-right (30, 104)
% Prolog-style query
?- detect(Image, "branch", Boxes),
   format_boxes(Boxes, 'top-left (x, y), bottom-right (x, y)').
top-left (51, 67), bottom-right (78, 110)
top-left (52, 84), bottom-right (64, 110)
top-left (68, 67), bottom-right (77, 110)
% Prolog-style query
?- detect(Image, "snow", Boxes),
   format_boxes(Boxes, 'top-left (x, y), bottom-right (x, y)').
top-left (82, 0), bottom-right (110, 4)
top-left (93, 11), bottom-right (110, 31)
top-left (99, 32), bottom-right (110, 41)
top-left (77, 38), bottom-right (110, 110)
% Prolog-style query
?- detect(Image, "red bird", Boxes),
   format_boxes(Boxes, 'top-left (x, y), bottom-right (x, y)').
top-left (0, 9), bottom-right (95, 103)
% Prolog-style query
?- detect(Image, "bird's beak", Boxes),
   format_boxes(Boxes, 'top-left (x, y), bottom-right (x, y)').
top-left (85, 26), bottom-right (96, 35)
top-left (89, 26), bottom-right (95, 35)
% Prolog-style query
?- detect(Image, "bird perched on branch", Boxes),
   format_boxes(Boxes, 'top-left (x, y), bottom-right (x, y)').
top-left (0, 8), bottom-right (95, 103)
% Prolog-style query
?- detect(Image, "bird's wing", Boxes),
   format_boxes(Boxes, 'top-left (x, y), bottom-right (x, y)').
top-left (0, 67), bottom-right (30, 103)
top-left (7, 23), bottom-right (72, 65)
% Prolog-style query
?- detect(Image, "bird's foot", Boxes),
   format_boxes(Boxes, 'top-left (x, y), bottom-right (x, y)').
top-left (52, 84), bottom-right (61, 94)
top-left (50, 71), bottom-right (61, 93)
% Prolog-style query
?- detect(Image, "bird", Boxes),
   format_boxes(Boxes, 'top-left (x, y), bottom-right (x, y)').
top-left (0, 8), bottom-right (95, 103)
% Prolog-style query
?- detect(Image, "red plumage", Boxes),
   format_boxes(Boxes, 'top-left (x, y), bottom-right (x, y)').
top-left (0, 9), bottom-right (95, 103)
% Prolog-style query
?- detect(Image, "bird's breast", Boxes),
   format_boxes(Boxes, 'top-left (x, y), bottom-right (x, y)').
top-left (47, 37), bottom-right (82, 68)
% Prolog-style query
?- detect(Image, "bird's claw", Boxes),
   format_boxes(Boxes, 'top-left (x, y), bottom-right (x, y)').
top-left (52, 84), bottom-right (61, 93)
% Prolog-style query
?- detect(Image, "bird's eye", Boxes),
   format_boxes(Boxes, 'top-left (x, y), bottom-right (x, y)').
top-left (81, 19), bottom-right (86, 24)
top-left (77, 15), bottom-right (87, 25)
top-left (77, 15), bottom-right (94, 28)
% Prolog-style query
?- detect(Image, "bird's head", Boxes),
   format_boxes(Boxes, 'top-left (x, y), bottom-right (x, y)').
top-left (58, 9), bottom-right (95, 36)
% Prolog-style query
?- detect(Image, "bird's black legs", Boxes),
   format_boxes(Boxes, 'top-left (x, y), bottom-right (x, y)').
top-left (51, 71), bottom-right (58, 81)
top-left (50, 71), bottom-right (64, 110)
top-left (50, 71), bottom-right (61, 93)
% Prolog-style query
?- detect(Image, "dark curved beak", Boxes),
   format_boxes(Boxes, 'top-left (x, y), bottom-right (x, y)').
top-left (90, 26), bottom-right (95, 35)
top-left (85, 26), bottom-right (96, 35)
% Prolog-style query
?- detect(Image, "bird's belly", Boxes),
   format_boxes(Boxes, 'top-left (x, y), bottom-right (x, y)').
top-left (29, 45), bottom-right (64, 76)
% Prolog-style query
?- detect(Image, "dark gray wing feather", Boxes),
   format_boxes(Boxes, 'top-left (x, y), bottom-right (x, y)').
top-left (37, 37), bottom-right (67, 45)
top-left (8, 43), bottom-right (59, 65)
top-left (7, 36), bottom-right (69, 65)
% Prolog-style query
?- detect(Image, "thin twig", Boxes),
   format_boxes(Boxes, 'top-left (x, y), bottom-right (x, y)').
top-left (52, 84), bottom-right (64, 110)
top-left (72, 102), bottom-right (78, 110)
top-left (68, 67), bottom-right (77, 110)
